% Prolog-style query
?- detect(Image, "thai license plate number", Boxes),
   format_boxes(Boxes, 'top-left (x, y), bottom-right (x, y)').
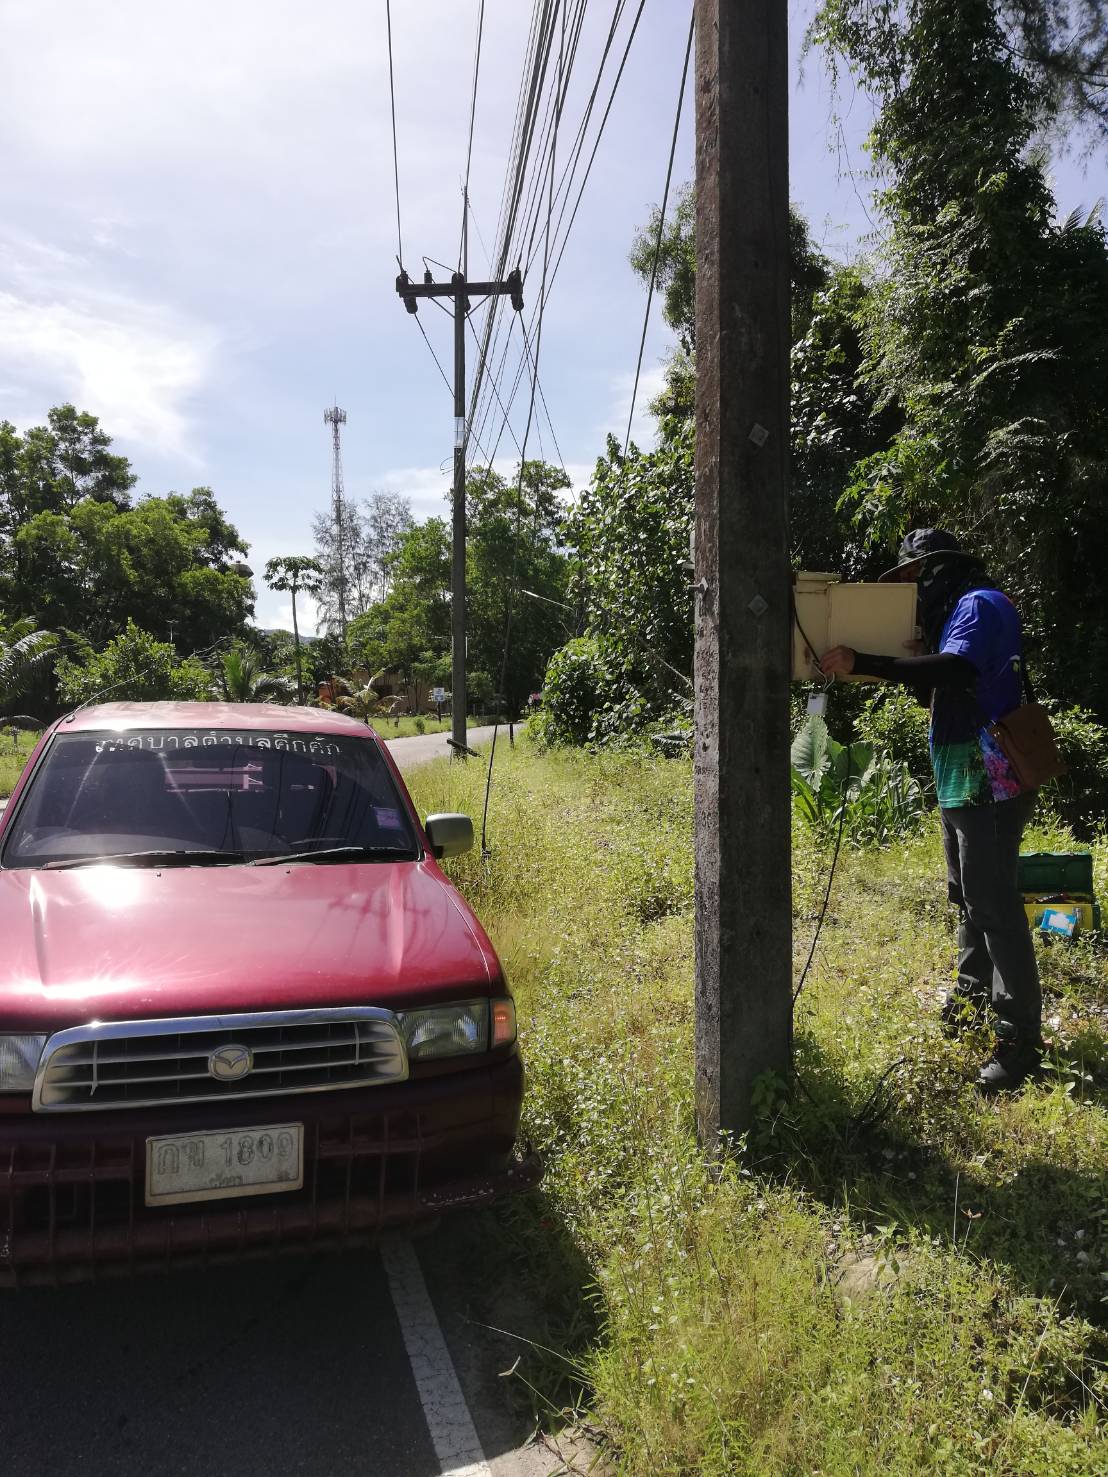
top-left (145, 1123), bottom-right (304, 1206)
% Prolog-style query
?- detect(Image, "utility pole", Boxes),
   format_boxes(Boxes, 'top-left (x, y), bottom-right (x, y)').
top-left (692, 1), bottom-right (792, 1142)
top-left (323, 404), bottom-right (350, 645)
top-left (396, 265), bottom-right (523, 756)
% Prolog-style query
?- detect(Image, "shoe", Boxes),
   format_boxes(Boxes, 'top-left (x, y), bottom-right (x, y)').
top-left (940, 990), bottom-right (989, 1038)
top-left (976, 1021), bottom-right (1044, 1094)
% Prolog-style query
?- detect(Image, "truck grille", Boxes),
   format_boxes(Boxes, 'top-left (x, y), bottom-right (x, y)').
top-left (32, 1009), bottom-right (408, 1113)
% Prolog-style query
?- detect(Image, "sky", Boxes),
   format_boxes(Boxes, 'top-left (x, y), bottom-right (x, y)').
top-left (2, 0), bottom-right (1105, 636)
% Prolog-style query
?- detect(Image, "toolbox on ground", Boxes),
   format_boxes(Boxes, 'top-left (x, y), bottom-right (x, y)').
top-left (1017, 852), bottom-right (1095, 897)
top-left (1019, 851), bottom-right (1100, 936)
top-left (1023, 899), bottom-right (1100, 931)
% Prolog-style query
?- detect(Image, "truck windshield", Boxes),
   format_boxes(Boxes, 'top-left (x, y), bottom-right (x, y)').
top-left (1, 729), bottom-right (420, 869)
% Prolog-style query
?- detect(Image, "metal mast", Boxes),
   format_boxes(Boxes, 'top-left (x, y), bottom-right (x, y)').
top-left (323, 403), bottom-right (349, 643)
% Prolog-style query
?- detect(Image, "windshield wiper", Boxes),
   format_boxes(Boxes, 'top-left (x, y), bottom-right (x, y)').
top-left (251, 845), bottom-right (418, 867)
top-left (42, 849), bottom-right (247, 871)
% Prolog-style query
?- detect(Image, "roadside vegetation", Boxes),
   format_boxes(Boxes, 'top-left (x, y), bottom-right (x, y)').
top-left (409, 742), bottom-right (1107, 1476)
top-left (0, 730), bottom-right (35, 800)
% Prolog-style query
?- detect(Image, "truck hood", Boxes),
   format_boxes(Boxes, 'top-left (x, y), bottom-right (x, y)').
top-left (0, 861), bottom-right (496, 1029)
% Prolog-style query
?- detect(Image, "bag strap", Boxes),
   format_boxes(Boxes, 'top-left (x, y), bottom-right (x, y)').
top-left (1020, 654), bottom-right (1036, 705)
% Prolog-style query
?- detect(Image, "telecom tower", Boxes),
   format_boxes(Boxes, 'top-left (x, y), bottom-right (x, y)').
top-left (323, 403), bottom-right (349, 642)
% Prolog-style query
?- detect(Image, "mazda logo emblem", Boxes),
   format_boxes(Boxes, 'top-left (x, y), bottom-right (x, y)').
top-left (208, 1044), bottom-right (253, 1082)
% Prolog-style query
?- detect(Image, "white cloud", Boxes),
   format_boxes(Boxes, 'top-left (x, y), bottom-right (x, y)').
top-left (256, 595), bottom-right (321, 641)
top-left (0, 233), bottom-right (215, 458)
top-left (604, 364), bottom-right (667, 451)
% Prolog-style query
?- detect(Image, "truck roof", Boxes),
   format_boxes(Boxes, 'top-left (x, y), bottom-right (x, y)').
top-left (58, 702), bottom-right (380, 738)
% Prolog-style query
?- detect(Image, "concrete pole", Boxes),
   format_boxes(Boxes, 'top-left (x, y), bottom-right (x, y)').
top-left (693, 0), bottom-right (793, 1143)
top-left (452, 272), bottom-right (468, 755)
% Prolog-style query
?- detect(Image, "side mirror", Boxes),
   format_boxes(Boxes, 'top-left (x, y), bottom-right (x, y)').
top-left (424, 812), bottom-right (474, 859)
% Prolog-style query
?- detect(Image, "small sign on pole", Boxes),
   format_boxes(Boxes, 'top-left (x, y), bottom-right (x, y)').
top-left (432, 686), bottom-right (446, 722)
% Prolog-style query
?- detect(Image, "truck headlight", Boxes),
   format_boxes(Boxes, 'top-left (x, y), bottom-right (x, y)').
top-left (397, 998), bottom-right (517, 1062)
top-left (0, 1034), bottom-right (47, 1093)
top-left (399, 1000), bottom-right (488, 1061)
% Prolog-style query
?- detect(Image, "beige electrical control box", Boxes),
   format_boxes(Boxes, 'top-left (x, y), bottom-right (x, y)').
top-left (792, 572), bottom-right (918, 682)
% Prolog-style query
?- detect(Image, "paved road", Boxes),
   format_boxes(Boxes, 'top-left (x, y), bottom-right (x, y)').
top-left (0, 1221), bottom-right (583, 1477)
top-left (383, 725), bottom-right (504, 771)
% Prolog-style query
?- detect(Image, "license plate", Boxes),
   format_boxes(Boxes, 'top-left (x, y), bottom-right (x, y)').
top-left (145, 1123), bottom-right (304, 1207)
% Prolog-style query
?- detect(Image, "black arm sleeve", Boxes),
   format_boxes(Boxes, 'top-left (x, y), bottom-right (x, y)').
top-left (851, 651), bottom-right (978, 690)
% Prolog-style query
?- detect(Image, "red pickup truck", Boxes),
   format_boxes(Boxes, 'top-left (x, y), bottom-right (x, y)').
top-left (0, 702), bottom-right (537, 1283)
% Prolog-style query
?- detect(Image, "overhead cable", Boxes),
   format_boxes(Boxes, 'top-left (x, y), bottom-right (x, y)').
top-left (385, 0), bottom-right (404, 269)
top-left (620, 8), bottom-right (694, 465)
top-left (469, 0), bottom-right (644, 461)
top-left (458, 0), bottom-right (487, 271)
top-left (480, 0), bottom-right (568, 855)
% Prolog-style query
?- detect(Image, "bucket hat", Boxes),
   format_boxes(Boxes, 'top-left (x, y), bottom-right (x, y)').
top-left (878, 528), bottom-right (963, 582)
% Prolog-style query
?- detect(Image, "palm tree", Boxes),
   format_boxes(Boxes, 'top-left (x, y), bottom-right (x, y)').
top-left (336, 685), bottom-right (380, 725)
top-left (218, 645), bottom-right (294, 703)
top-left (0, 625), bottom-right (57, 719)
top-left (264, 556), bottom-right (323, 704)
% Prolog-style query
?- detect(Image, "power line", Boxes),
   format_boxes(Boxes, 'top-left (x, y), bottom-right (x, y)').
top-left (411, 314), bottom-right (498, 469)
top-left (520, 317), bottom-right (569, 484)
top-left (385, 0), bottom-right (404, 269)
top-left (620, 10), bottom-right (694, 466)
top-left (458, 0), bottom-right (487, 271)
top-left (468, 0), bottom-right (645, 463)
top-left (471, 0), bottom-right (648, 495)
top-left (466, 0), bottom-right (559, 449)
top-left (523, 0), bottom-right (630, 278)
top-left (543, 0), bottom-right (647, 293)
top-left (480, 0), bottom-right (568, 855)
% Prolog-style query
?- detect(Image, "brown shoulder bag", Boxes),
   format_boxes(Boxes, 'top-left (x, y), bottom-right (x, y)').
top-left (987, 663), bottom-right (1066, 791)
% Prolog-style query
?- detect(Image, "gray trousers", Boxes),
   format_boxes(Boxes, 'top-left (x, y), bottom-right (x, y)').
top-left (940, 791), bottom-right (1042, 1038)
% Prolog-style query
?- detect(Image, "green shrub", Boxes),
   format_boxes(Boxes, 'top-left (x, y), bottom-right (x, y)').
top-left (413, 715), bottom-right (426, 735)
top-left (1044, 703), bottom-right (1108, 835)
top-left (791, 715), bottom-right (926, 843)
top-left (55, 620), bottom-right (213, 707)
top-left (855, 685), bottom-right (933, 787)
top-left (530, 635), bottom-right (630, 747)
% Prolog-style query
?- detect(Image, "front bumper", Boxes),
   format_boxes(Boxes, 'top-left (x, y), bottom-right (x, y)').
top-left (0, 1054), bottom-right (539, 1285)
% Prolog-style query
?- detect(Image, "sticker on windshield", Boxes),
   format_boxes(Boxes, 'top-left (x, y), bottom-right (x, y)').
top-left (375, 807), bottom-right (404, 830)
top-left (93, 733), bottom-right (341, 756)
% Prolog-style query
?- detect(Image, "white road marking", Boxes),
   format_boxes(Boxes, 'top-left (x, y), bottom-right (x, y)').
top-left (381, 1238), bottom-right (493, 1477)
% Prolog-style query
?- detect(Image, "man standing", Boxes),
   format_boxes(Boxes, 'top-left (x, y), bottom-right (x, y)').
top-left (820, 529), bottom-right (1043, 1092)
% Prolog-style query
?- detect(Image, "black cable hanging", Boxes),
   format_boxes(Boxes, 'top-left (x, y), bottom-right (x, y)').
top-left (620, 8), bottom-right (694, 468)
top-left (479, 1), bottom-right (569, 857)
top-left (385, 0), bottom-right (404, 270)
top-left (469, 0), bottom-right (646, 465)
top-left (458, 0), bottom-right (486, 271)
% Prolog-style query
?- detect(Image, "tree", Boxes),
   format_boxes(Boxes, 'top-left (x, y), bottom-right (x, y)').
top-left (336, 685), bottom-right (381, 725)
top-left (465, 460), bottom-right (572, 714)
top-left (0, 624), bottom-right (57, 720)
top-left (365, 492), bottom-right (415, 599)
top-left (264, 556), bottom-right (323, 704)
top-left (312, 491), bottom-right (415, 629)
top-left (218, 644), bottom-right (294, 704)
top-left (815, 0), bottom-right (1108, 707)
top-left (54, 621), bottom-right (212, 707)
top-left (629, 189), bottom-right (833, 422)
top-left (790, 266), bottom-right (903, 576)
top-left (347, 519), bottom-right (451, 705)
top-left (0, 405), bottom-right (134, 533)
top-left (345, 462), bottom-right (570, 717)
top-left (813, 0), bottom-right (1108, 140)
top-left (0, 410), bottom-right (253, 651)
top-left (551, 423), bottom-right (695, 741)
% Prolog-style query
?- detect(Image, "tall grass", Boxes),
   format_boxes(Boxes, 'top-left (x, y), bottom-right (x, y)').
top-left (407, 743), bottom-right (1107, 1475)
top-left (0, 730), bottom-right (36, 800)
